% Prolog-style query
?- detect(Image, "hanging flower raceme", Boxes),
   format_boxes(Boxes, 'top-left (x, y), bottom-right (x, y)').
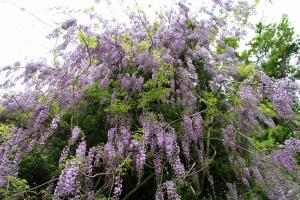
top-left (54, 161), bottom-right (80, 198)
top-left (130, 139), bottom-right (146, 176)
top-left (182, 112), bottom-right (203, 161)
top-left (163, 180), bottom-right (181, 200)
top-left (113, 176), bottom-right (123, 199)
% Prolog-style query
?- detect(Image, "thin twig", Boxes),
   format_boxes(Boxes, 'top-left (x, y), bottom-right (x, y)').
top-left (12, 96), bottom-right (30, 118)
top-left (0, 0), bottom-right (56, 29)
top-left (5, 178), bottom-right (58, 200)
top-left (134, 0), bottom-right (154, 48)
top-left (122, 172), bottom-right (155, 200)
top-left (79, 171), bottom-right (113, 178)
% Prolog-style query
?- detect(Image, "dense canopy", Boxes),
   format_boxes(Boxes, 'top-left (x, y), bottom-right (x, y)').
top-left (0, 0), bottom-right (300, 199)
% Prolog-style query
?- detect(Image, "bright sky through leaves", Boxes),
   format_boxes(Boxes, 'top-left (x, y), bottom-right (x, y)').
top-left (0, 0), bottom-right (299, 69)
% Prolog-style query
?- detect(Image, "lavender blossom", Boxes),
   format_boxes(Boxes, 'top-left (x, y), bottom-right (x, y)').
top-left (226, 183), bottom-right (238, 200)
top-left (113, 176), bottom-right (123, 199)
top-left (76, 140), bottom-right (87, 159)
top-left (163, 181), bottom-right (181, 200)
top-left (50, 116), bottom-right (61, 130)
top-left (54, 161), bottom-right (80, 198)
top-left (70, 126), bottom-right (81, 145)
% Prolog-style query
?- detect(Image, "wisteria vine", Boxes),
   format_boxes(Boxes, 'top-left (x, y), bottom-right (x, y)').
top-left (0, 0), bottom-right (300, 199)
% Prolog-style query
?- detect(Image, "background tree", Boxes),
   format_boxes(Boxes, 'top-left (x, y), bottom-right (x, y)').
top-left (244, 14), bottom-right (300, 79)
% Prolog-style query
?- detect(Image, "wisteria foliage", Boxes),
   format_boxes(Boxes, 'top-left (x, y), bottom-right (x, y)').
top-left (0, 0), bottom-right (300, 199)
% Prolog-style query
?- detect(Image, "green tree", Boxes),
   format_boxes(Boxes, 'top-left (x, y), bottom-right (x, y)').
top-left (245, 14), bottom-right (300, 79)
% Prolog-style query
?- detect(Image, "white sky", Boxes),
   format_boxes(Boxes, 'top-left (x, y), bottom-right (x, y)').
top-left (0, 0), bottom-right (299, 87)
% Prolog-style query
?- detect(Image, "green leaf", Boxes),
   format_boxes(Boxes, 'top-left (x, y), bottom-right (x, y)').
top-left (216, 44), bottom-right (226, 54)
top-left (224, 37), bottom-right (239, 49)
top-left (139, 88), bottom-right (171, 109)
top-left (153, 21), bottom-right (159, 31)
top-left (83, 6), bottom-right (96, 14)
top-left (106, 100), bottom-right (132, 114)
top-left (132, 132), bottom-right (144, 142)
top-left (140, 41), bottom-right (151, 52)
top-left (0, 105), bottom-right (5, 112)
top-left (186, 20), bottom-right (196, 30)
top-left (77, 31), bottom-right (98, 49)
top-left (236, 65), bottom-right (256, 79)
top-left (259, 103), bottom-right (278, 118)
